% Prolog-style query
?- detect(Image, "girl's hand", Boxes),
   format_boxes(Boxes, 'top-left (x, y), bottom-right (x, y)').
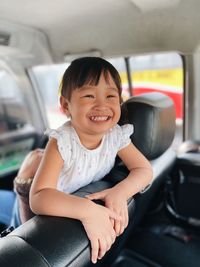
top-left (86, 188), bottom-right (129, 236)
top-left (18, 149), bottom-right (44, 179)
top-left (81, 203), bottom-right (120, 264)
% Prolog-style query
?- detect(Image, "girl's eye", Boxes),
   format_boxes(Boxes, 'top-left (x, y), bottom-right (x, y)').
top-left (107, 95), bottom-right (116, 98)
top-left (84, 95), bottom-right (95, 98)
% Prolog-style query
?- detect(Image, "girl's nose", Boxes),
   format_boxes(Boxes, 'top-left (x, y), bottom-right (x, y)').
top-left (94, 96), bottom-right (107, 109)
top-left (94, 97), bottom-right (108, 110)
top-left (93, 105), bottom-right (108, 111)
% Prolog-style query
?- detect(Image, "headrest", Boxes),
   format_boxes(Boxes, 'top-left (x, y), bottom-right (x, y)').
top-left (119, 92), bottom-right (176, 160)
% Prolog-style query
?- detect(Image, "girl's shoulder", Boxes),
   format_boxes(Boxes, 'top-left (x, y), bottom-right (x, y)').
top-left (110, 124), bottom-right (134, 137)
top-left (44, 121), bottom-right (72, 161)
top-left (107, 124), bottom-right (134, 150)
top-left (45, 121), bottom-right (71, 137)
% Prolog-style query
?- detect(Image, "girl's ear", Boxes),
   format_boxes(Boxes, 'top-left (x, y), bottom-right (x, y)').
top-left (60, 96), bottom-right (70, 116)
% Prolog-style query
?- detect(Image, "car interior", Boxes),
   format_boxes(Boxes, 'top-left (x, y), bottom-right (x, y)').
top-left (0, 1), bottom-right (200, 266)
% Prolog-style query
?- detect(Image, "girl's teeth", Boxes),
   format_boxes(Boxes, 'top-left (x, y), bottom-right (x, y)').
top-left (91, 116), bottom-right (109, 121)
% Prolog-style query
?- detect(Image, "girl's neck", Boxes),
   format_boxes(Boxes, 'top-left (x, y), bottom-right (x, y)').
top-left (79, 134), bottom-right (103, 150)
top-left (70, 123), bottom-right (104, 150)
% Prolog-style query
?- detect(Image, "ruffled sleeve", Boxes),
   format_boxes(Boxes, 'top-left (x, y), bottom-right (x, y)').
top-left (44, 127), bottom-right (70, 162)
top-left (118, 124), bottom-right (134, 150)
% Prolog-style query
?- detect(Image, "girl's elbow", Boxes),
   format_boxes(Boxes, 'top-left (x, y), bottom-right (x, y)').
top-left (147, 165), bottom-right (153, 181)
top-left (29, 194), bottom-right (39, 214)
top-left (29, 190), bottom-right (44, 215)
top-left (145, 160), bottom-right (153, 179)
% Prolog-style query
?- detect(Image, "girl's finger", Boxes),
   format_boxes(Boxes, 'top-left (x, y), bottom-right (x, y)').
top-left (86, 192), bottom-right (104, 200)
top-left (124, 207), bottom-right (129, 228)
top-left (110, 218), bottom-right (115, 228)
top-left (119, 209), bottom-right (127, 235)
top-left (98, 238), bottom-right (107, 259)
top-left (90, 238), bottom-right (99, 264)
top-left (108, 209), bottom-right (122, 221)
top-left (119, 218), bottom-right (125, 235)
top-left (114, 217), bottom-right (121, 236)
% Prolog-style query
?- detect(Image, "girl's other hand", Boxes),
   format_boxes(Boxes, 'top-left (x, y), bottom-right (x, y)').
top-left (86, 188), bottom-right (129, 236)
top-left (81, 202), bottom-right (120, 264)
top-left (18, 149), bottom-right (44, 179)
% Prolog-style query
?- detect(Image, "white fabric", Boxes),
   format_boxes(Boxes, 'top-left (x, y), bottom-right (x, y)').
top-left (45, 121), bottom-right (133, 194)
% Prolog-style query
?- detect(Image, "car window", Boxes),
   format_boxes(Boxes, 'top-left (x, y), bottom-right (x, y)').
top-left (0, 71), bottom-right (31, 132)
top-left (30, 55), bottom-right (183, 148)
top-left (0, 70), bottom-right (35, 176)
top-left (30, 63), bottom-right (70, 129)
top-left (129, 52), bottom-right (183, 147)
top-left (107, 57), bottom-right (130, 101)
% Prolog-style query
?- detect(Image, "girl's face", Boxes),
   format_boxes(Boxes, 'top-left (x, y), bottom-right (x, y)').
top-left (60, 72), bottom-right (121, 144)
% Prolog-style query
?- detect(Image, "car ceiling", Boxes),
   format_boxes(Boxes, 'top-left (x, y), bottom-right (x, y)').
top-left (0, 0), bottom-right (200, 61)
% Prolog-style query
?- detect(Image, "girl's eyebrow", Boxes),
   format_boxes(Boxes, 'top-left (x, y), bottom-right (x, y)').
top-left (78, 85), bottom-right (119, 93)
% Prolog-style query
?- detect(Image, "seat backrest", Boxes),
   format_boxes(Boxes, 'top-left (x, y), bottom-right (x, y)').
top-left (117, 92), bottom-right (176, 225)
top-left (0, 92), bottom-right (177, 267)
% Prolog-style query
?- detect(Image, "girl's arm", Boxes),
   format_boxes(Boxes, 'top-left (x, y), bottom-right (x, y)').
top-left (87, 142), bottom-right (153, 236)
top-left (30, 138), bottom-right (120, 264)
top-left (30, 138), bottom-right (92, 219)
top-left (14, 149), bottom-right (44, 223)
top-left (115, 142), bottom-right (153, 198)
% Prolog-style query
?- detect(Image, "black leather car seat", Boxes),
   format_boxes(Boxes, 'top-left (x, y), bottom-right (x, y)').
top-left (0, 92), bottom-right (176, 267)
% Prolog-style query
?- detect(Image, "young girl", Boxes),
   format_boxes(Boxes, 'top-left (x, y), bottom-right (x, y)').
top-left (30, 57), bottom-right (153, 264)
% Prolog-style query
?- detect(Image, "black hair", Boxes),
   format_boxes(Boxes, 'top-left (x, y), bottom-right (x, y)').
top-left (60, 57), bottom-right (122, 101)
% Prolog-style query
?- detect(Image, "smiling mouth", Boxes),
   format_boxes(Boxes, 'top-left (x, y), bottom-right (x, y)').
top-left (89, 115), bottom-right (112, 121)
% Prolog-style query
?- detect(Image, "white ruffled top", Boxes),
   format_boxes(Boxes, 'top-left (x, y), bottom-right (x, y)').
top-left (45, 121), bottom-right (133, 193)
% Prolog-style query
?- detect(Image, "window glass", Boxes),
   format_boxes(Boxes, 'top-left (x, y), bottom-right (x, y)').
top-left (107, 58), bottom-right (130, 101)
top-left (0, 71), bottom-right (35, 176)
top-left (130, 53), bottom-right (183, 148)
top-left (0, 138), bottom-right (35, 176)
top-left (0, 71), bottom-right (31, 132)
top-left (31, 63), bottom-right (69, 128)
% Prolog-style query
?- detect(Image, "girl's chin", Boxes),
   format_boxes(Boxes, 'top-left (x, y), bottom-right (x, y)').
top-left (87, 123), bottom-right (114, 133)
